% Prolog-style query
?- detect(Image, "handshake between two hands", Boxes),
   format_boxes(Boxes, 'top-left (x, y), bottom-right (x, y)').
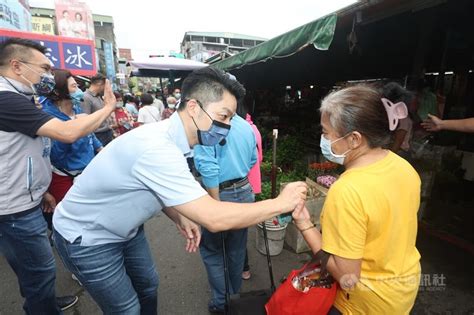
top-left (175, 181), bottom-right (312, 254)
top-left (278, 181), bottom-right (313, 231)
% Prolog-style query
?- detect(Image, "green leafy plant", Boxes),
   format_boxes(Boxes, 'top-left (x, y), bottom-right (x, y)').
top-left (260, 160), bottom-right (272, 178)
top-left (256, 169), bottom-right (305, 202)
top-left (256, 181), bottom-right (272, 201)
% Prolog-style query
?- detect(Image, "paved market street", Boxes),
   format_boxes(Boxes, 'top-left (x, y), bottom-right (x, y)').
top-left (1, 214), bottom-right (473, 314)
top-left (0, 214), bottom-right (310, 315)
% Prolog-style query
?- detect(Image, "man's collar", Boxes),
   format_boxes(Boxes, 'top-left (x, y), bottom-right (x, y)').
top-left (169, 112), bottom-right (192, 156)
top-left (0, 76), bottom-right (34, 97)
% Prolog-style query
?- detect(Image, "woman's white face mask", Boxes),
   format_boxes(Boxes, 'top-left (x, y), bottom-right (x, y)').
top-left (320, 133), bottom-right (352, 165)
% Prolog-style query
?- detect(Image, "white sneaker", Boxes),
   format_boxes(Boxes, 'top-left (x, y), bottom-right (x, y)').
top-left (71, 273), bottom-right (82, 286)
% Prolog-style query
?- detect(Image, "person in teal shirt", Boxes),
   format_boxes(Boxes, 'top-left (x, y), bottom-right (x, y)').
top-left (194, 113), bottom-right (257, 313)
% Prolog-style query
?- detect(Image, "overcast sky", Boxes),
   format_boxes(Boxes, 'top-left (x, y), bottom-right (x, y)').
top-left (29, 0), bottom-right (357, 60)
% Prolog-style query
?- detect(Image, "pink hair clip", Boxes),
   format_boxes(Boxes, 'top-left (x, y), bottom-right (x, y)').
top-left (381, 98), bottom-right (408, 131)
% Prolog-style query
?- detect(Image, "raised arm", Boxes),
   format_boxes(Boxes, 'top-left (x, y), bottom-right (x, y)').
top-left (37, 80), bottom-right (116, 143)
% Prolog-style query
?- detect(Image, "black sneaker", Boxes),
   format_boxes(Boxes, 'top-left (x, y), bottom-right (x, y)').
top-left (57, 295), bottom-right (79, 311)
top-left (208, 304), bottom-right (224, 314)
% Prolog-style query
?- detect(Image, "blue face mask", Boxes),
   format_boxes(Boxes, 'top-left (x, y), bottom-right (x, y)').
top-left (34, 73), bottom-right (56, 96)
top-left (320, 134), bottom-right (351, 165)
top-left (70, 88), bottom-right (84, 102)
top-left (192, 101), bottom-right (231, 146)
top-left (20, 62), bottom-right (56, 96)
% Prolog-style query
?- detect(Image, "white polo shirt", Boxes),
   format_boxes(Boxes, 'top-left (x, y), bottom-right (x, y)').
top-left (53, 113), bottom-right (207, 246)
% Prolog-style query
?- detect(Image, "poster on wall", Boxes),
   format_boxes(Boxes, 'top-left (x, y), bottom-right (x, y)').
top-left (0, 0), bottom-right (32, 31)
top-left (31, 16), bottom-right (54, 35)
top-left (54, 0), bottom-right (94, 40)
top-left (0, 28), bottom-right (97, 76)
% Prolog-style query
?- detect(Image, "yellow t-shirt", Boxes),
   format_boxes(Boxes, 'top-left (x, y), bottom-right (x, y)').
top-left (321, 151), bottom-right (421, 314)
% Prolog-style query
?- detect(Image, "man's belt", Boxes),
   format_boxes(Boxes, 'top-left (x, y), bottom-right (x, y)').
top-left (219, 177), bottom-right (249, 190)
top-left (0, 206), bottom-right (40, 222)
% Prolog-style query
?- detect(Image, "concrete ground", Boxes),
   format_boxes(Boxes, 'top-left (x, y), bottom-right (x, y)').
top-left (1, 214), bottom-right (473, 314)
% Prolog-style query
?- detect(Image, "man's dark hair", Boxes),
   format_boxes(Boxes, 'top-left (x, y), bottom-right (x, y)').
top-left (113, 91), bottom-right (122, 100)
top-left (123, 94), bottom-right (134, 104)
top-left (140, 93), bottom-right (154, 105)
top-left (90, 73), bottom-right (106, 85)
top-left (0, 38), bottom-right (46, 68)
top-left (382, 82), bottom-right (413, 105)
top-left (177, 67), bottom-right (245, 112)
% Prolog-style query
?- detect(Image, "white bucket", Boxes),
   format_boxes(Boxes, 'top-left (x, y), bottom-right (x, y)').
top-left (255, 221), bottom-right (287, 256)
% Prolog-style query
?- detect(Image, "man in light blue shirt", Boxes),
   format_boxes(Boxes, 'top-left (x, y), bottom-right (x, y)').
top-left (194, 114), bottom-right (257, 313)
top-left (52, 67), bottom-right (308, 314)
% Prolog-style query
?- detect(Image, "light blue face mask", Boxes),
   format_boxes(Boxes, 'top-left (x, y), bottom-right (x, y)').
top-left (70, 88), bottom-right (84, 109)
top-left (70, 88), bottom-right (84, 102)
top-left (320, 134), bottom-right (351, 165)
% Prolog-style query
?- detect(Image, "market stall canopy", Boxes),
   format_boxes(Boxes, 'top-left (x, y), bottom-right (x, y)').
top-left (213, 14), bottom-right (337, 72)
top-left (127, 57), bottom-right (208, 78)
top-left (212, 0), bottom-right (474, 89)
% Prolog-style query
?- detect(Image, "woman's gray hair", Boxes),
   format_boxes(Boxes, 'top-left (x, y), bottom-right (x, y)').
top-left (320, 84), bottom-right (391, 148)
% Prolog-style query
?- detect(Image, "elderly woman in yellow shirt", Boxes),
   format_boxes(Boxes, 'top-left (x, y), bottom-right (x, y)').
top-left (293, 84), bottom-right (421, 314)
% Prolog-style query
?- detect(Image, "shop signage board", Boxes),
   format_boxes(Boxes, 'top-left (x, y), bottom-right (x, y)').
top-left (31, 16), bottom-right (55, 35)
top-left (0, 28), bottom-right (97, 76)
top-left (103, 41), bottom-right (116, 81)
top-left (0, 0), bottom-right (32, 31)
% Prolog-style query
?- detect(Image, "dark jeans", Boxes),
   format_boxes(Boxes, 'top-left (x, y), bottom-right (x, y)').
top-left (94, 129), bottom-right (114, 146)
top-left (200, 182), bottom-right (255, 310)
top-left (0, 207), bottom-right (61, 314)
top-left (53, 226), bottom-right (158, 314)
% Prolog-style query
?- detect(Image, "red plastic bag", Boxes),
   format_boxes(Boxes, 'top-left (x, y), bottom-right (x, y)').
top-left (265, 261), bottom-right (337, 315)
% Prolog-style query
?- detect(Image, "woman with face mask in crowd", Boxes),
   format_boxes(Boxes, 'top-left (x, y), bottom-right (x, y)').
top-left (292, 84), bottom-right (421, 314)
top-left (110, 92), bottom-right (135, 137)
top-left (161, 96), bottom-right (177, 120)
top-left (39, 69), bottom-right (103, 231)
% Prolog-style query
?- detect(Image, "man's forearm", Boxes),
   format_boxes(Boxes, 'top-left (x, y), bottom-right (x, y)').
top-left (176, 197), bottom-right (285, 232)
top-left (64, 107), bottom-right (113, 141)
top-left (163, 207), bottom-right (181, 223)
top-left (442, 118), bottom-right (474, 133)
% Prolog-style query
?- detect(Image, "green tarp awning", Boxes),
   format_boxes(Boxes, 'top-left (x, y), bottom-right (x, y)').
top-left (213, 14), bottom-right (337, 71)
